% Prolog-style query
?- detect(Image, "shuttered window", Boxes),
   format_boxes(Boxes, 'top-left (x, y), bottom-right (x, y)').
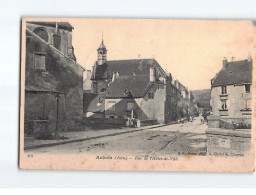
top-left (127, 102), bottom-right (135, 111)
top-left (34, 53), bottom-right (46, 70)
top-left (148, 92), bottom-right (154, 99)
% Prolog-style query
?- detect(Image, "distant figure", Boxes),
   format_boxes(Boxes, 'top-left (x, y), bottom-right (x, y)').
top-left (202, 111), bottom-right (209, 123)
top-left (128, 117), bottom-right (132, 127)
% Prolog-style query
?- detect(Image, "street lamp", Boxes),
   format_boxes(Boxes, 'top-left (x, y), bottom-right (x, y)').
top-left (55, 94), bottom-right (61, 140)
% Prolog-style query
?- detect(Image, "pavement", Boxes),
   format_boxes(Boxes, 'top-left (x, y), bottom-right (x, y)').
top-left (25, 117), bottom-right (208, 156)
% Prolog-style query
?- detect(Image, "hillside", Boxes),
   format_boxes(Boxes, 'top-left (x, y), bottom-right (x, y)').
top-left (191, 89), bottom-right (211, 109)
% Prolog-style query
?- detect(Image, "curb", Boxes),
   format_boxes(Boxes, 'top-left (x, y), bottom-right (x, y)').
top-left (24, 123), bottom-right (168, 150)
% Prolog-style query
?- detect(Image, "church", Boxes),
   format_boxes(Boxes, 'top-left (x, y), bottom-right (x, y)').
top-left (25, 22), bottom-right (84, 138)
top-left (83, 39), bottom-right (182, 125)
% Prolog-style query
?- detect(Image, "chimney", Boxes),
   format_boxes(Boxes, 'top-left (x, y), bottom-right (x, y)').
top-left (112, 72), bottom-right (116, 82)
top-left (55, 22), bottom-right (58, 33)
top-left (149, 66), bottom-right (156, 82)
top-left (116, 71), bottom-right (119, 79)
top-left (223, 57), bottom-right (228, 69)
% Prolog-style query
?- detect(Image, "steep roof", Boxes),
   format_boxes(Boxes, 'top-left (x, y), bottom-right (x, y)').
top-left (105, 75), bottom-right (155, 98)
top-left (27, 22), bottom-right (74, 31)
top-left (212, 59), bottom-right (252, 87)
top-left (91, 58), bottom-right (166, 80)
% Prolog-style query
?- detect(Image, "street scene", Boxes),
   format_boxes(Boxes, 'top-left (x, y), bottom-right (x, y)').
top-left (21, 19), bottom-right (253, 167)
top-left (26, 117), bottom-right (207, 156)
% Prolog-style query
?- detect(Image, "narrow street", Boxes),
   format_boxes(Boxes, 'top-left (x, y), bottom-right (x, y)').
top-left (28, 117), bottom-right (208, 157)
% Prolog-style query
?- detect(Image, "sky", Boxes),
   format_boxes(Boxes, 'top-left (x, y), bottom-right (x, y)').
top-left (68, 19), bottom-right (255, 90)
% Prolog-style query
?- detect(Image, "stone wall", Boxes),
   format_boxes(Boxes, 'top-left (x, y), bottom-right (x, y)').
top-left (25, 29), bottom-right (84, 135)
top-left (206, 128), bottom-right (251, 156)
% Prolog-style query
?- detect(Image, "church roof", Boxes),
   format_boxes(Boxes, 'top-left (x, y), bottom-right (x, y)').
top-left (105, 75), bottom-right (153, 98)
top-left (211, 59), bottom-right (252, 87)
top-left (91, 58), bottom-right (166, 80)
top-left (27, 22), bottom-right (74, 31)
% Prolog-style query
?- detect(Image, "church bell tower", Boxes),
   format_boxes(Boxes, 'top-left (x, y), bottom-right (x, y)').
top-left (97, 35), bottom-right (107, 65)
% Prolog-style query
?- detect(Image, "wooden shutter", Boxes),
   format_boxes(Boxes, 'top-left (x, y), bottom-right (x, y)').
top-left (34, 54), bottom-right (46, 70)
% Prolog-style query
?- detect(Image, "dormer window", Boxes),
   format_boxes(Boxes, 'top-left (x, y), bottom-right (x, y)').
top-left (124, 90), bottom-right (132, 97)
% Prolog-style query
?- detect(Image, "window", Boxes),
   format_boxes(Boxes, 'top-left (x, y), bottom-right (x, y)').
top-left (107, 101), bottom-right (116, 111)
top-left (101, 88), bottom-right (106, 93)
top-left (242, 99), bottom-right (251, 110)
top-left (34, 53), bottom-right (46, 70)
top-left (221, 100), bottom-right (228, 110)
top-left (109, 115), bottom-right (115, 119)
top-left (245, 84), bottom-right (251, 93)
top-left (124, 90), bottom-right (132, 97)
top-left (33, 28), bottom-right (49, 42)
top-left (148, 92), bottom-right (154, 99)
top-left (127, 102), bottom-right (135, 111)
top-left (221, 85), bottom-right (227, 94)
top-left (53, 34), bottom-right (61, 50)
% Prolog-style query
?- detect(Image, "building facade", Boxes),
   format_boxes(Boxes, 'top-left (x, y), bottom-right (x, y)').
top-left (84, 39), bottom-right (181, 124)
top-left (174, 80), bottom-right (197, 118)
top-left (25, 22), bottom-right (84, 137)
top-left (210, 57), bottom-right (252, 121)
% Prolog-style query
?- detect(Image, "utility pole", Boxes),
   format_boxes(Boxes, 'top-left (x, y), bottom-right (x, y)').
top-left (55, 94), bottom-right (61, 140)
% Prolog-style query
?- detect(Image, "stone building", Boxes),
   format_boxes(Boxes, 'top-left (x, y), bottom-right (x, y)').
top-left (25, 22), bottom-right (85, 138)
top-left (206, 56), bottom-right (252, 155)
top-left (174, 80), bottom-right (197, 118)
top-left (84, 39), bottom-right (181, 124)
top-left (210, 57), bottom-right (252, 121)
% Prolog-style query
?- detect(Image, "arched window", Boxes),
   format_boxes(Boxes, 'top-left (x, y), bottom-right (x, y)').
top-left (101, 88), bottom-right (106, 93)
top-left (34, 28), bottom-right (49, 42)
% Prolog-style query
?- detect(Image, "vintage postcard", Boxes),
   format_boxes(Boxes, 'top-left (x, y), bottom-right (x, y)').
top-left (19, 18), bottom-right (255, 172)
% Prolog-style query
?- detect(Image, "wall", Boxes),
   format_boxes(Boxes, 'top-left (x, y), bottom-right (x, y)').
top-left (136, 84), bottom-right (166, 123)
top-left (24, 92), bottom-right (66, 134)
top-left (83, 70), bottom-right (92, 92)
top-left (26, 23), bottom-right (74, 59)
top-left (206, 128), bottom-right (251, 156)
top-left (25, 29), bottom-right (84, 134)
top-left (211, 85), bottom-right (252, 118)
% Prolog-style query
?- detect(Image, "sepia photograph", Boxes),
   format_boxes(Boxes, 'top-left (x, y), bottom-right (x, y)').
top-left (19, 18), bottom-right (255, 172)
